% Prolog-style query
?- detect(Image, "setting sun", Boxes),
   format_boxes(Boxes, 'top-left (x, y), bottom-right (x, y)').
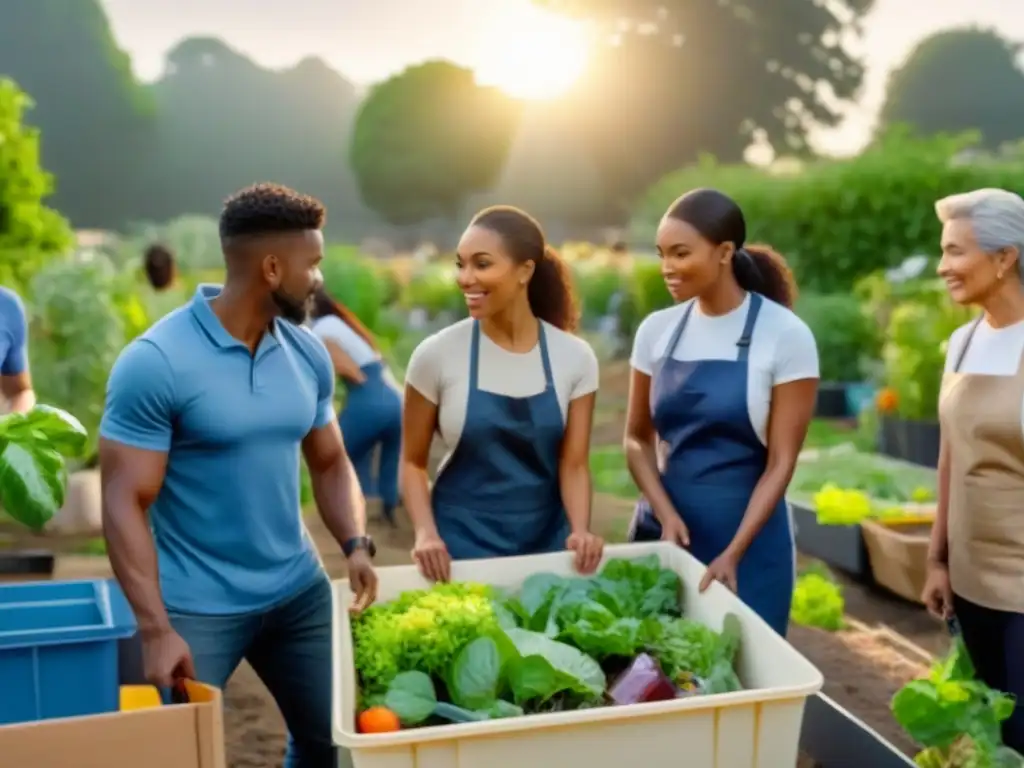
top-left (472, 5), bottom-right (591, 101)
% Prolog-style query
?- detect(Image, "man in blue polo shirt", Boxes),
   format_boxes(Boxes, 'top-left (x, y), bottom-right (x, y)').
top-left (0, 286), bottom-right (36, 412)
top-left (99, 183), bottom-right (377, 768)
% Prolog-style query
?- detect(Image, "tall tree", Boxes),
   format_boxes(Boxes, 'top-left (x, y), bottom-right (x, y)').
top-left (0, 0), bottom-right (154, 228)
top-left (349, 61), bottom-right (523, 225)
top-left (538, 0), bottom-right (874, 216)
top-left (878, 27), bottom-right (1024, 148)
top-left (0, 79), bottom-right (74, 293)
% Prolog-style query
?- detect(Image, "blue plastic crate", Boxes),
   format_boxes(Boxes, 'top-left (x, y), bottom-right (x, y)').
top-left (0, 578), bottom-right (137, 725)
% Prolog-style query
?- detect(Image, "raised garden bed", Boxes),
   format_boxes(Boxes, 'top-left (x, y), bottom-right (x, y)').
top-left (860, 521), bottom-right (930, 606)
top-left (0, 549), bottom-right (55, 583)
top-left (788, 449), bottom-right (935, 582)
top-left (878, 417), bottom-right (940, 469)
top-left (798, 693), bottom-right (915, 767)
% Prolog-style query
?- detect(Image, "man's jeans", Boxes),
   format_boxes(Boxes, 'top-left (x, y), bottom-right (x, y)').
top-left (168, 575), bottom-right (336, 768)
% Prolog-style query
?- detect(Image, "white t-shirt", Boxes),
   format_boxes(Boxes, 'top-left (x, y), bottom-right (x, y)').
top-left (630, 294), bottom-right (820, 445)
top-left (406, 318), bottom-right (599, 457)
top-left (311, 315), bottom-right (378, 368)
top-left (944, 318), bottom-right (1024, 435)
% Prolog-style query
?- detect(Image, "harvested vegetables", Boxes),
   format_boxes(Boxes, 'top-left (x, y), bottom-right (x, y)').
top-left (350, 555), bottom-right (743, 731)
top-left (790, 566), bottom-right (845, 631)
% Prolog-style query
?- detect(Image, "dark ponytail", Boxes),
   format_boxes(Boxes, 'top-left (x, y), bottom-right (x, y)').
top-left (471, 206), bottom-right (580, 332)
top-left (731, 244), bottom-right (797, 309)
top-left (667, 188), bottom-right (798, 308)
top-left (143, 243), bottom-right (176, 291)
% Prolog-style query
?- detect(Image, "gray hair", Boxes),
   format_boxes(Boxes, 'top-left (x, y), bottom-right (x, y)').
top-left (935, 188), bottom-right (1024, 263)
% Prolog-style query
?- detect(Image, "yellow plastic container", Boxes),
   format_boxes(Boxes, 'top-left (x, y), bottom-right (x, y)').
top-left (331, 542), bottom-right (824, 768)
top-left (119, 685), bottom-right (162, 712)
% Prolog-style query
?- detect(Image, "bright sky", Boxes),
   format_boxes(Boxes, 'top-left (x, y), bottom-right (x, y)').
top-left (100, 0), bottom-right (1024, 155)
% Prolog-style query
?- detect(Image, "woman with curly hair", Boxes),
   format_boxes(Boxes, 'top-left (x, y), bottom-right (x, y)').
top-left (624, 188), bottom-right (820, 636)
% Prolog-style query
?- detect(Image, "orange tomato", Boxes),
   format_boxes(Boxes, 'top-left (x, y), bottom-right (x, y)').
top-left (358, 706), bottom-right (401, 733)
top-left (876, 387), bottom-right (898, 414)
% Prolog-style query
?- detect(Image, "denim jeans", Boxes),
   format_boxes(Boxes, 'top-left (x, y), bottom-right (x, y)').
top-left (168, 575), bottom-right (337, 768)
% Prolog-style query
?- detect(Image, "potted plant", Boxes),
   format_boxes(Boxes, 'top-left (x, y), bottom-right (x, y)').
top-left (796, 292), bottom-right (880, 419)
top-left (0, 405), bottom-right (88, 580)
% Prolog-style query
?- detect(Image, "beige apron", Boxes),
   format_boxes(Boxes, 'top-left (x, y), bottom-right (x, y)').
top-left (939, 316), bottom-right (1024, 613)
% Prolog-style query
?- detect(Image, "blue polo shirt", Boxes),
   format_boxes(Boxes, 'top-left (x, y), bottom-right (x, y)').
top-left (100, 284), bottom-right (335, 615)
top-left (0, 287), bottom-right (29, 376)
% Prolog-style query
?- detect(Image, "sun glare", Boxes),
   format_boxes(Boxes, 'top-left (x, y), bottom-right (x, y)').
top-left (472, 5), bottom-right (591, 101)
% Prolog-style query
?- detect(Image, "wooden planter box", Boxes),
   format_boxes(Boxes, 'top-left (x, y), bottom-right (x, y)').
top-left (860, 520), bottom-right (931, 605)
top-left (800, 693), bottom-right (915, 767)
top-left (790, 500), bottom-right (871, 581)
top-left (878, 417), bottom-right (940, 469)
top-left (0, 550), bottom-right (55, 583)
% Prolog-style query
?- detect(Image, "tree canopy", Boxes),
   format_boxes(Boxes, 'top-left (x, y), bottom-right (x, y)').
top-left (349, 60), bottom-right (523, 225)
top-left (878, 27), bottom-right (1024, 149)
top-left (537, 0), bottom-right (875, 213)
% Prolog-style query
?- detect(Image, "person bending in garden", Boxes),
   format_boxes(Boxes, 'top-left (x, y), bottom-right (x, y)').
top-left (0, 286), bottom-right (36, 413)
top-left (623, 188), bottom-right (819, 637)
top-left (99, 183), bottom-right (377, 768)
top-left (309, 286), bottom-right (402, 526)
top-left (923, 187), bottom-right (1024, 753)
top-left (401, 205), bottom-right (605, 581)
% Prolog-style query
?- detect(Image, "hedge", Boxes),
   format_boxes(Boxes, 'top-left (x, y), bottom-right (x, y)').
top-left (629, 127), bottom-right (1024, 293)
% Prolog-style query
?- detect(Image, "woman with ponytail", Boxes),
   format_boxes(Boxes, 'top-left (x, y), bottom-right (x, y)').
top-left (309, 287), bottom-right (402, 526)
top-left (402, 205), bottom-right (604, 580)
top-left (624, 188), bottom-right (819, 636)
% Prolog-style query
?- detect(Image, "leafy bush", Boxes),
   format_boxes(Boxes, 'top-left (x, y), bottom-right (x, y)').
top-left (616, 259), bottom-right (672, 340)
top-left (28, 255), bottom-right (129, 456)
top-left (321, 245), bottom-right (387, 331)
top-left (400, 263), bottom-right (466, 319)
top-left (795, 292), bottom-right (880, 382)
top-left (0, 78), bottom-right (75, 293)
top-left (572, 263), bottom-right (624, 323)
top-left (631, 128), bottom-right (1024, 292)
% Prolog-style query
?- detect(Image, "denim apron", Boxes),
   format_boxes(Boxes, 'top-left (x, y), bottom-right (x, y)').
top-left (431, 320), bottom-right (569, 559)
top-left (629, 293), bottom-right (795, 635)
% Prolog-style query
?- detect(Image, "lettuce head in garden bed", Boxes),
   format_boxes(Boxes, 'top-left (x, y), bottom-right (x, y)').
top-left (0, 405), bottom-right (88, 530)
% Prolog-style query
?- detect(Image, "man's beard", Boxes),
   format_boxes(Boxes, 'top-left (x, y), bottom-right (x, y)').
top-left (271, 288), bottom-right (310, 325)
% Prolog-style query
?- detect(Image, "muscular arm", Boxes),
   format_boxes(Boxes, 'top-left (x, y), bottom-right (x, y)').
top-left (100, 442), bottom-right (170, 636)
top-left (302, 421), bottom-right (365, 545)
top-left (1, 372), bottom-right (35, 413)
top-left (98, 340), bottom-right (175, 637)
top-left (727, 378), bottom-right (817, 560)
top-left (928, 434), bottom-right (951, 566)
top-left (560, 393), bottom-right (596, 534)
top-left (400, 384), bottom-right (441, 539)
top-left (623, 368), bottom-right (678, 523)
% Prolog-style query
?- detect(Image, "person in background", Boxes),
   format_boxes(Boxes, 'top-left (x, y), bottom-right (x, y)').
top-left (309, 287), bottom-right (402, 526)
top-left (143, 244), bottom-right (177, 291)
top-left (0, 286), bottom-right (36, 413)
top-left (923, 187), bottom-right (1024, 752)
top-left (624, 188), bottom-right (819, 637)
top-left (401, 205), bottom-right (605, 581)
top-left (99, 183), bottom-right (376, 768)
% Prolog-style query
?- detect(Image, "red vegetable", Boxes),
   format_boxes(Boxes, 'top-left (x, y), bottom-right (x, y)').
top-left (608, 653), bottom-right (677, 705)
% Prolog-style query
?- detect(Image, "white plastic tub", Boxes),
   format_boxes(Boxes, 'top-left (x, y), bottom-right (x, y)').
top-left (331, 542), bottom-right (823, 768)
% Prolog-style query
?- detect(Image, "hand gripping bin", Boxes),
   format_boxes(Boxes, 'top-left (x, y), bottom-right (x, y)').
top-left (332, 542), bottom-right (824, 768)
top-left (0, 578), bottom-right (137, 725)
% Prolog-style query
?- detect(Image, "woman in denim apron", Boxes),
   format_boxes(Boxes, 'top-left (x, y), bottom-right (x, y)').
top-left (624, 189), bottom-right (820, 636)
top-left (309, 288), bottom-right (402, 525)
top-left (401, 206), bottom-right (604, 580)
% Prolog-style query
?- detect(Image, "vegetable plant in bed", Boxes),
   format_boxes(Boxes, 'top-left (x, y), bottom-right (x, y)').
top-left (350, 555), bottom-right (744, 731)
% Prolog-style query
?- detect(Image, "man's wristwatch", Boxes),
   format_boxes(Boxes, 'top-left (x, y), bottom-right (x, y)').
top-left (343, 536), bottom-right (376, 559)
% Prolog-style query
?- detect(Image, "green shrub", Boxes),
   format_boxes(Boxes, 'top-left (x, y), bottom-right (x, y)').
top-left (400, 263), bottom-right (466, 319)
top-left (795, 292), bottom-right (880, 382)
top-left (572, 263), bottom-right (624, 322)
top-left (617, 260), bottom-right (672, 340)
top-left (631, 128), bottom-right (1024, 292)
top-left (321, 245), bottom-right (386, 331)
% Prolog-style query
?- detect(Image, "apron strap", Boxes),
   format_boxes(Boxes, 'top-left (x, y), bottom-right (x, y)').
top-left (952, 315), bottom-right (984, 373)
top-left (537, 322), bottom-right (555, 390)
top-left (469, 320), bottom-right (482, 394)
top-left (663, 301), bottom-right (696, 360)
top-left (735, 293), bottom-right (764, 363)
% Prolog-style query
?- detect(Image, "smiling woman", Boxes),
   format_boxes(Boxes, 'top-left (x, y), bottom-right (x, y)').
top-left (472, 4), bottom-right (590, 100)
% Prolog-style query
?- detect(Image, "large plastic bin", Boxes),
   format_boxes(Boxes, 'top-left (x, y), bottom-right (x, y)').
top-left (331, 541), bottom-right (824, 768)
top-left (0, 578), bottom-right (137, 725)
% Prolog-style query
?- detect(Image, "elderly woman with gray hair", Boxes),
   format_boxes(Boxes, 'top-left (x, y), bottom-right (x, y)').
top-left (923, 187), bottom-right (1024, 752)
